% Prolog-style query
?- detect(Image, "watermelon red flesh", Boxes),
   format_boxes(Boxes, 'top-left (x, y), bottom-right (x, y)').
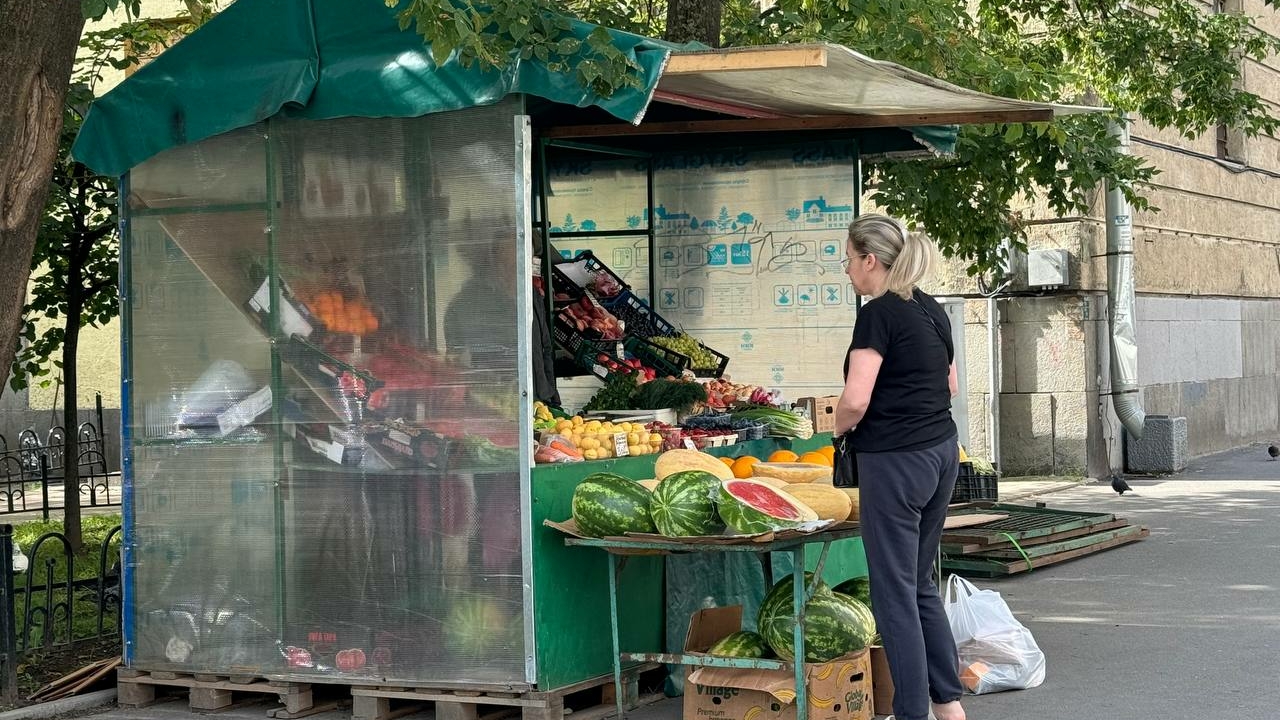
top-left (717, 479), bottom-right (817, 534)
top-left (726, 481), bottom-right (803, 520)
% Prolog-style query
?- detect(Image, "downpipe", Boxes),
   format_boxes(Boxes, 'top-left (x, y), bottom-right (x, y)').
top-left (1105, 119), bottom-right (1146, 439)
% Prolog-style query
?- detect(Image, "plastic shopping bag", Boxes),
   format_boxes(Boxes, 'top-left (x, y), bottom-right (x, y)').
top-left (943, 575), bottom-right (1046, 694)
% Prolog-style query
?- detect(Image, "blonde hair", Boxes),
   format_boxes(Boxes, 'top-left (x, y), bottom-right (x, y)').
top-left (847, 214), bottom-right (937, 300)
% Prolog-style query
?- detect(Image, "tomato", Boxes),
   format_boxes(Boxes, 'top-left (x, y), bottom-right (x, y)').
top-left (335, 648), bottom-right (367, 672)
top-left (283, 646), bottom-right (313, 669)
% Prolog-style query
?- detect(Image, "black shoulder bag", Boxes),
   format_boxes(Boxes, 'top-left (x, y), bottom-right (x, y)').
top-left (833, 293), bottom-right (951, 489)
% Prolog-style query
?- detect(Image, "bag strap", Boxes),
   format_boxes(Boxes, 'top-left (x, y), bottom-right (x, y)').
top-left (944, 574), bottom-right (978, 605)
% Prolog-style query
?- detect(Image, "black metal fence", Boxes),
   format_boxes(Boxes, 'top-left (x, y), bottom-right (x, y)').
top-left (0, 523), bottom-right (123, 703)
top-left (0, 396), bottom-right (120, 518)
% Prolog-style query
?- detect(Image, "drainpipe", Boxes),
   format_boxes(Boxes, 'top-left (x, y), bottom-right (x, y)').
top-left (1105, 118), bottom-right (1146, 439)
top-left (986, 294), bottom-right (1001, 469)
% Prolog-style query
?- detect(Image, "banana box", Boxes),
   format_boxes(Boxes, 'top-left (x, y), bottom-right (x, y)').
top-left (682, 606), bottom-right (873, 720)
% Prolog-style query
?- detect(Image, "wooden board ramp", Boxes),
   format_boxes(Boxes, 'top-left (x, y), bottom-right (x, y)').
top-left (941, 503), bottom-right (1149, 577)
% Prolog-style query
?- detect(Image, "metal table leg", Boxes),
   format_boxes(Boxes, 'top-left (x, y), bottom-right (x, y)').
top-left (608, 552), bottom-right (626, 720)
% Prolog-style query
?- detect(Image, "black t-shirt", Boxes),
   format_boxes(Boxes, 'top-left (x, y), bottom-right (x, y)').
top-left (843, 288), bottom-right (956, 452)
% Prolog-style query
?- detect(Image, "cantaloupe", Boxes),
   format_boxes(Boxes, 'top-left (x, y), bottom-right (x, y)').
top-left (782, 484), bottom-right (854, 522)
top-left (839, 488), bottom-right (860, 522)
top-left (638, 479), bottom-right (660, 492)
top-left (654, 449), bottom-right (735, 482)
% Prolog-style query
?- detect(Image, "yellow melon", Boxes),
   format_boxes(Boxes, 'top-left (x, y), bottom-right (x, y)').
top-left (839, 488), bottom-right (860, 521)
top-left (781, 484), bottom-right (853, 522)
top-left (654, 448), bottom-right (735, 481)
top-left (751, 462), bottom-right (832, 484)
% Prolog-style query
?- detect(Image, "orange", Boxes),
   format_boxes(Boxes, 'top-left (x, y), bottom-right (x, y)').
top-left (799, 451), bottom-right (832, 468)
top-left (768, 449), bottom-right (799, 463)
top-left (818, 445), bottom-right (836, 463)
top-left (720, 456), bottom-right (736, 467)
top-left (731, 456), bottom-right (760, 479)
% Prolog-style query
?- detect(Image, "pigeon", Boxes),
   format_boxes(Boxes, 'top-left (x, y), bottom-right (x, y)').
top-left (1110, 475), bottom-right (1132, 495)
top-left (1269, 445), bottom-right (1279, 460)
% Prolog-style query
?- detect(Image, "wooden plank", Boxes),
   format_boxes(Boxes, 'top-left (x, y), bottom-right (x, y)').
top-left (664, 47), bottom-right (828, 75)
top-left (116, 679), bottom-right (158, 708)
top-left (352, 695), bottom-right (391, 720)
top-left (350, 688), bottom-right (546, 709)
top-left (526, 663), bottom-right (659, 700)
top-left (268, 700), bottom-right (345, 719)
top-left (63, 657), bottom-right (122, 699)
top-left (31, 657), bottom-right (115, 700)
top-left (941, 508), bottom-right (1118, 546)
top-left (964, 523), bottom-right (1138, 559)
top-left (943, 519), bottom-right (1130, 554)
top-left (438, 701), bottom-right (481, 720)
top-left (944, 526), bottom-right (1148, 576)
top-left (539, 109), bottom-right (1054, 139)
top-left (943, 513), bottom-right (1008, 530)
top-left (189, 686), bottom-right (234, 711)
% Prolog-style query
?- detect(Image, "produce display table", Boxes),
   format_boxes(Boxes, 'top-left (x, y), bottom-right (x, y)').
top-left (564, 525), bottom-right (864, 720)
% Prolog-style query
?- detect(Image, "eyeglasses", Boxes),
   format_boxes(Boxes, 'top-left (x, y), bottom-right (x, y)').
top-left (841, 253), bottom-right (868, 269)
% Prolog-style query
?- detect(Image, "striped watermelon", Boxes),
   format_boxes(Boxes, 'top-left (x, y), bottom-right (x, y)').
top-left (834, 577), bottom-right (872, 609)
top-left (707, 631), bottom-right (772, 658)
top-left (718, 479), bottom-right (818, 535)
top-left (833, 592), bottom-right (877, 645)
top-left (571, 473), bottom-right (656, 537)
top-left (757, 575), bottom-right (873, 662)
top-left (651, 470), bottom-right (722, 536)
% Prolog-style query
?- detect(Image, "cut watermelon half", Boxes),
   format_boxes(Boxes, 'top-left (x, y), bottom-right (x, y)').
top-left (718, 478), bottom-right (818, 535)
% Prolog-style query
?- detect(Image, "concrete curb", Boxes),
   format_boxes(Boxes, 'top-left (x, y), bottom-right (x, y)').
top-left (999, 477), bottom-right (1097, 502)
top-left (0, 689), bottom-right (116, 720)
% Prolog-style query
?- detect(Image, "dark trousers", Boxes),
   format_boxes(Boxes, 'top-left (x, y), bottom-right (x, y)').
top-left (857, 436), bottom-right (964, 720)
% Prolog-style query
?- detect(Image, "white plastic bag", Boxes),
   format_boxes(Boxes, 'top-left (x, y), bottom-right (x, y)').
top-left (943, 575), bottom-right (1046, 694)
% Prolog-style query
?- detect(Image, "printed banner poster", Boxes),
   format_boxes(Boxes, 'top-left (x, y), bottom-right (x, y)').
top-left (546, 144), bottom-right (860, 396)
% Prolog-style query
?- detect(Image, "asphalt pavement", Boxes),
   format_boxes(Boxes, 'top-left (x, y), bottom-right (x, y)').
top-left (65, 443), bottom-right (1280, 720)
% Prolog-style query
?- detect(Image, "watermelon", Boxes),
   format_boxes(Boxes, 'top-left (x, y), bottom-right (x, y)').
top-left (707, 631), bottom-right (772, 658)
top-left (571, 473), bottom-right (656, 537)
top-left (651, 470), bottom-right (722, 536)
top-left (445, 596), bottom-right (517, 657)
top-left (834, 577), bottom-right (872, 609)
top-left (717, 479), bottom-right (818, 535)
top-left (756, 575), bottom-right (874, 662)
top-left (833, 592), bottom-right (877, 644)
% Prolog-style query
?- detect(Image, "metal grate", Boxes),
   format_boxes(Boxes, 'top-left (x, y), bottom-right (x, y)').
top-left (947, 504), bottom-right (1116, 542)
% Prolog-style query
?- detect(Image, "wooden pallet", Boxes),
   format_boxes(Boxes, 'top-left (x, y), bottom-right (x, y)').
top-left (941, 503), bottom-right (1149, 577)
top-left (351, 664), bottom-right (660, 720)
top-left (117, 669), bottom-right (323, 717)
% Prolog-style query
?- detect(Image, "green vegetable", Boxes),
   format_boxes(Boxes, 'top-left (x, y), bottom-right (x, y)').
top-left (631, 378), bottom-right (707, 412)
top-left (583, 373), bottom-right (639, 412)
top-left (729, 406), bottom-right (814, 439)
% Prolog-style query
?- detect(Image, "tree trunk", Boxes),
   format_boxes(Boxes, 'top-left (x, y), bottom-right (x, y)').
top-left (664, 0), bottom-right (723, 47)
top-left (0, 2), bottom-right (86, 395)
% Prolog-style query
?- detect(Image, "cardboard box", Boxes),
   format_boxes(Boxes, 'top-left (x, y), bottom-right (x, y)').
top-left (796, 397), bottom-right (839, 435)
top-left (869, 646), bottom-right (894, 716)
top-left (682, 606), bottom-right (872, 720)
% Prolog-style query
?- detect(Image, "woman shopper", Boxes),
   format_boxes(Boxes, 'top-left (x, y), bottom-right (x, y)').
top-left (833, 214), bottom-right (965, 720)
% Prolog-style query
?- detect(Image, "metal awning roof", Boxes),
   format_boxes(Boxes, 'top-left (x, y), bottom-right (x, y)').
top-left (542, 44), bottom-right (1100, 139)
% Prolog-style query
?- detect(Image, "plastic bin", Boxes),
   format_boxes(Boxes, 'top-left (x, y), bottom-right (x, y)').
top-left (951, 462), bottom-right (999, 503)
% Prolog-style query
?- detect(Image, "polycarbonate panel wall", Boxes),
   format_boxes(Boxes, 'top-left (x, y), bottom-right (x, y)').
top-left (124, 100), bottom-right (529, 685)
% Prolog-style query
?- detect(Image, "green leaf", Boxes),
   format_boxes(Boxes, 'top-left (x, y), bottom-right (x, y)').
top-left (82, 0), bottom-right (109, 20)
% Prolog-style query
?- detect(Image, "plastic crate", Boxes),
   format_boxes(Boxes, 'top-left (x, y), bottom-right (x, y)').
top-left (687, 342), bottom-right (730, 378)
top-left (603, 289), bottom-right (678, 338)
top-left (552, 250), bottom-right (629, 302)
top-left (951, 462), bottom-right (1000, 503)
top-left (623, 335), bottom-right (690, 377)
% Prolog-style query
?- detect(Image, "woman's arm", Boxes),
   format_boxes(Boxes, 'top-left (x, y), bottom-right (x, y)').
top-left (948, 360), bottom-right (959, 398)
top-left (834, 348), bottom-right (883, 435)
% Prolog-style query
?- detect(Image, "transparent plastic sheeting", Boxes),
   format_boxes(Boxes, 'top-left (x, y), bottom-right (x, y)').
top-left (663, 554), bottom-right (767, 695)
top-left (125, 100), bottom-right (528, 685)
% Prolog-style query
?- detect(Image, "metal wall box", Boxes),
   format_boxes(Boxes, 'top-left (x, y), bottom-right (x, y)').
top-left (1027, 248), bottom-right (1071, 288)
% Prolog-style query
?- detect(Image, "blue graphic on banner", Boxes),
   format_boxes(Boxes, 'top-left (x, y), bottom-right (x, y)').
top-left (797, 284), bottom-right (818, 306)
top-left (659, 247), bottom-right (679, 267)
top-left (685, 246), bottom-right (705, 266)
top-left (823, 284), bottom-right (843, 305)
top-left (707, 244), bottom-right (728, 266)
top-left (731, 243), bottom-right (753, 265)
top-left (660, 289), bottom-right (680, 310)
top-left (821, 241), bottom-right (841, 261)
top-left (613, 247), bottom-right (634, 268)
top-left (775, 286), bottom-right (793, 306)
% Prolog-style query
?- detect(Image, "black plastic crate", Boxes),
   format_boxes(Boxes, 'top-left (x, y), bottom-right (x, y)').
top-left (623, 335), bottom-right (690, 377)
top-left (552, 250), bottom-right (629, 302)
top-left (603, 289), bottom-right (678, 338)
top-left (687, 342), bottom-right (730, 378)
top-left (952, 462), bottom-right (1000, 503)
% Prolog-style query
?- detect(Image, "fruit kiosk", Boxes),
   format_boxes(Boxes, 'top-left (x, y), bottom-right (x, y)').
top-left (72, 0), bottom-right (1072, 703)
